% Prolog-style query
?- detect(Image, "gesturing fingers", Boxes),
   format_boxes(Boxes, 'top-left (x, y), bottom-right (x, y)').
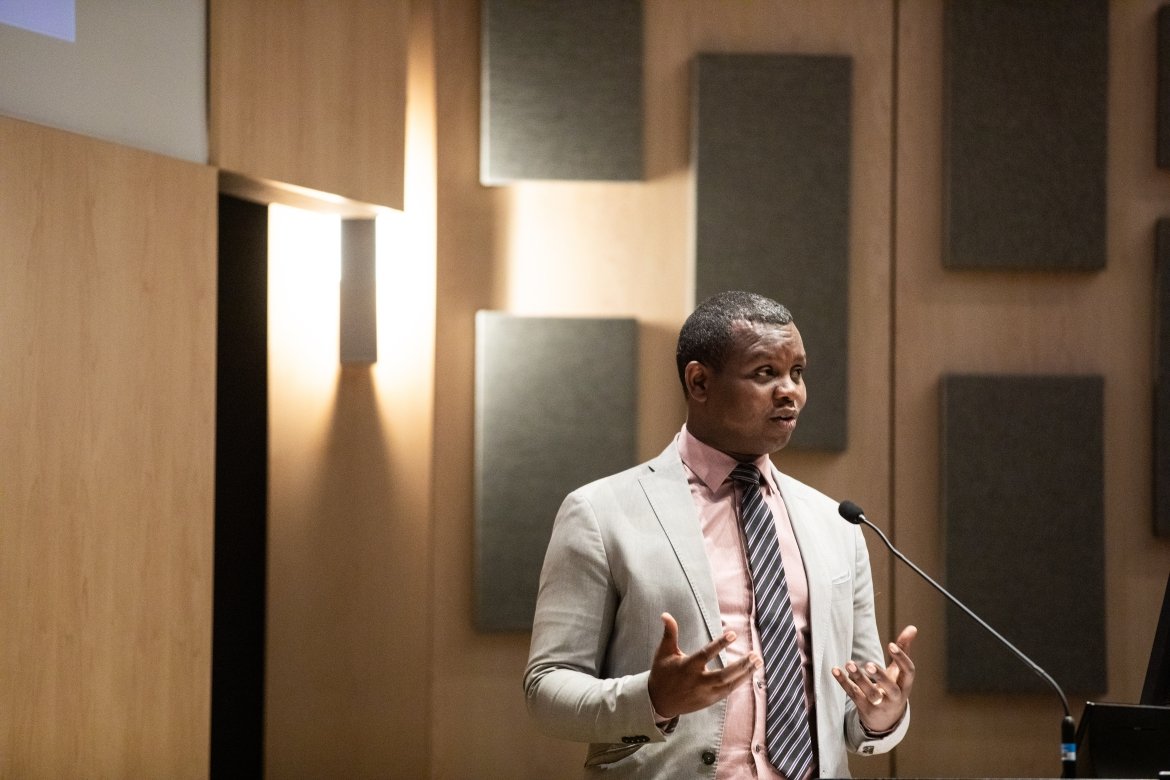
top-left (657, 612), bottom-right (736, 672)
top-left (834, 661), bottom-right (888, 706)
top-left (831, 626), bottom-right (919, 735)
top-left (694, 625), bottom-right (738, 666)
top-left (894, 624), bottom-right (918, 654)
top-left (832, 660), bottom-right (903, 734)
top-left (654, 612), bottom-right (683, 661)
top-left (886, 629), bottom-right (917, 698)
top-left (707, 650), bottom-right (762, 696)
top-left (649, 615), bottom-right (761, 719)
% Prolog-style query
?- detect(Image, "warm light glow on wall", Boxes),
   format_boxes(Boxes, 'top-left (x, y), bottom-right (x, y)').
top-left (268, 201), bottom-right (431, 399)
top-left (494, 182), bottom-right (679, 317)
top-left (373, 208), bottom-right (434, 393)
top-left (268, 203), bottom-right (341, 408)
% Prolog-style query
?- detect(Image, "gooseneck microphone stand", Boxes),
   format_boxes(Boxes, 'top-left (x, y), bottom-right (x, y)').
top-left (838, 500), bottom-right (1077, 779)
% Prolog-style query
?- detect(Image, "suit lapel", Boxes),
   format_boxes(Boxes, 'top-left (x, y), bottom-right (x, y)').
top-left (639, 444), bottom-right (723, 652)
top-left (776, 471), bottom-right (831, 680)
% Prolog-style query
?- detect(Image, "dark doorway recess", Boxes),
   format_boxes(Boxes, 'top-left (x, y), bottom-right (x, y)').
top-left (211, 193), bottom-right (269, 777)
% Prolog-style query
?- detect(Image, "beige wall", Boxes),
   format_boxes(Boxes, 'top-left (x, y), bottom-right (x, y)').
top-left (264, 2), bottom-right (437, 777)
top-left (4, 1), bottom-right (1170, 778)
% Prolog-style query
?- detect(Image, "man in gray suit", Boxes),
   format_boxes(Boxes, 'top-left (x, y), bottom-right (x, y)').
top-left (524, 291), bottom-right (916, 778)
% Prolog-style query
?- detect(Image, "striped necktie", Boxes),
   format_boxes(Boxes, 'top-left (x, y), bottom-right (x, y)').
top-left (730, 463), bottom-right (814, 779)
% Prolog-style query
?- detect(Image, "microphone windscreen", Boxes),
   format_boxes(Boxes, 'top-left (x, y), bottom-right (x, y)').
top-left (838, 500), bottom-right (865, 524)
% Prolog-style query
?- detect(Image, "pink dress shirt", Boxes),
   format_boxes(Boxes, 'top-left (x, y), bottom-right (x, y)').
top-left (676, 427), bottom-right (816, 780)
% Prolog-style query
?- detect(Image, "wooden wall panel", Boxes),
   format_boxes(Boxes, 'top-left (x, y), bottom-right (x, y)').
top-left (210, 0), bottom-right (408, 210)
top-left (0, 116), bottom-right (216, 777)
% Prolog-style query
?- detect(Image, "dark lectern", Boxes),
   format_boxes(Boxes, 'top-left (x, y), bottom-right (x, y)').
top-left (1075, 571), bottom-right (1170, 778)
top-left (1074, 701), bottom-right (1170, 778)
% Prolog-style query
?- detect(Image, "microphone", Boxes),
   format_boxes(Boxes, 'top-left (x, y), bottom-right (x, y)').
top-left (838, 500), bottom-right (1077, 779)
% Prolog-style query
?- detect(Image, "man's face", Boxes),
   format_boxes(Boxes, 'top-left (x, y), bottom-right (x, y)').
top-left (686, 320), bottom-right (807, 459)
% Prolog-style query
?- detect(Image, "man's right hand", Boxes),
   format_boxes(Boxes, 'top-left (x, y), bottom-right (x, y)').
top-left (647, 612), bottom-right (762, 719)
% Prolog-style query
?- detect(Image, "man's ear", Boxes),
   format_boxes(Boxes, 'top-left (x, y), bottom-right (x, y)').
top-left (684, 361), bottom-right (709, 401)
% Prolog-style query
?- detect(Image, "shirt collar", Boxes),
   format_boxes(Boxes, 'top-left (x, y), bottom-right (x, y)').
top-left (677, 424), bottom-right (779, 493)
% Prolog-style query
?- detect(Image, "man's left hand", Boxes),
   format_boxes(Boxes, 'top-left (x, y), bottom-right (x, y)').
top-left (831, 624), bottom-right (917, 735)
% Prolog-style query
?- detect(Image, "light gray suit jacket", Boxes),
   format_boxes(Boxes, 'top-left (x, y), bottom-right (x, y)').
top-left (524, 442), bottom-right (908, 778)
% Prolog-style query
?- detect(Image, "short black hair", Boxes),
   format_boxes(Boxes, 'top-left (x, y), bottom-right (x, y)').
top-left (675, 291), bottom-right (793, 393)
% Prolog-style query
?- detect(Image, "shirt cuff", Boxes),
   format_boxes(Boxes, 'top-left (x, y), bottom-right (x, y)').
top-left (861, 720), bottom-right (898, 738)
top-left (860, 704), bottom-right (907, 738)
top-left (651, 705), bottom-right (678, 734)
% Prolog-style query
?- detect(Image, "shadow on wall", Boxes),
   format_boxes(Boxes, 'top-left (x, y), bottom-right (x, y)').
top-left (266, 364), bottom-right (428, 777)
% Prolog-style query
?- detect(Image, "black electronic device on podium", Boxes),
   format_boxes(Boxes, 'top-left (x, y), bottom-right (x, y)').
top-left (1075, 569), bottom-right (1170, 778)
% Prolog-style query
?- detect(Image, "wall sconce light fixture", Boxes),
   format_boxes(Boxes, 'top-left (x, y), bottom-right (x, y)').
top-left (340, 218), bottom-right (377, 364)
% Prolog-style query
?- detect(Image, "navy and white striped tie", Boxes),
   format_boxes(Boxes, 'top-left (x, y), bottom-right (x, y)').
top-left (730, 463), bottom-right (814, 780)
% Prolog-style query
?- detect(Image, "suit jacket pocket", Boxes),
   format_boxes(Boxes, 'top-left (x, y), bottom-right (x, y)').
top-left (830, 571), bottom-right (852, 600)
top-left (584, 742), bottom-right (642, 767)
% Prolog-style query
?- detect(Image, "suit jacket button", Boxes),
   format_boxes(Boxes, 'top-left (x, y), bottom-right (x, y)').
top-left (701, 750), bottom-right (716, 765)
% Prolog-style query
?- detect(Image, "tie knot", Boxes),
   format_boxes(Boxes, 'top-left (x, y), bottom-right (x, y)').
top-left (729, 463), bottom-right (763, 487)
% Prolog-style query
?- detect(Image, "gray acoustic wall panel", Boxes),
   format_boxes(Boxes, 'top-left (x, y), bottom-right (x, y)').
top-left (474, 313), bottom-right (638, 631)
top-left (694, 54), bottom-right (851, 451)
top-left (480, 0), bottom-right (643, 183)
top-left (1157, 221), bottom-right (1170, 537)
top-left (944, 0), bottom-right (1107, 270)
top-left (941, 374), bottom-right (1106, 694)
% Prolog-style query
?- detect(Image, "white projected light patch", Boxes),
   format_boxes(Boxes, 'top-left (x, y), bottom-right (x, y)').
top-left (0, 0), bottom-right (75, 41)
